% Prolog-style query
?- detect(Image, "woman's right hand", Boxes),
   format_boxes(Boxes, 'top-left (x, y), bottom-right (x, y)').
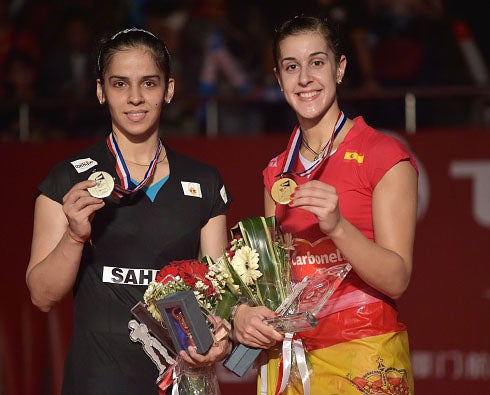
top-left (232, 304), bottom-right (284, 349)
top-left (62, 180), bottom-right (105, 241)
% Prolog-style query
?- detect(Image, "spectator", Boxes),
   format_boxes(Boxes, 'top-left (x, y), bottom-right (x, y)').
top-left (183, 0), bottom-right (259, 134)
top-left (0, 50), bottom-right (63, 141)
top-left (40, 9), bottom-right (103, 137)
top-left (0, 0), bottom-right (40, 78)
top-left (41, 10), bottom-right (95, 100)
top-left (363, 0), bottom-right (454, 129)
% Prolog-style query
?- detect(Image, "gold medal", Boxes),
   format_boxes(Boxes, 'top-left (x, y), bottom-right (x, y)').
top-left (271, 177), bottom-right (297, 204)
top-left (87, 171), bottom-right (115, 198)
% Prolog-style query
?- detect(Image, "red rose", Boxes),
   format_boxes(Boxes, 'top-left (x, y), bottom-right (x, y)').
top-left (154, 260), bottom-right (216, 297)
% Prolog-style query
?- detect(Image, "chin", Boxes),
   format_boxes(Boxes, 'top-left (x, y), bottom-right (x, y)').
top-left (298, 111), bottom-right (324, 123)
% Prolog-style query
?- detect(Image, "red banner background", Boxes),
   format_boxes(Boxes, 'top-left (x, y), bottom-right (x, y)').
top-left (1, 129), bottom-right (489, 394)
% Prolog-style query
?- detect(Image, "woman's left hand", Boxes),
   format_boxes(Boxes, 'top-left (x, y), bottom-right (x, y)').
top-left (178, 315), bottom-right (232, 367)
top-left (289, 180), bottom-right (342, 236)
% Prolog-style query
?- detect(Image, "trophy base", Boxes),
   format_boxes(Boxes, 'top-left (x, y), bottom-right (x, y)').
top-left (223, 344), bottom-right (262, 377)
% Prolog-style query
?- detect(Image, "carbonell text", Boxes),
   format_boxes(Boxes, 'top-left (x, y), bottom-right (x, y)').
top-left (291, 249), bottom-right (346, 266)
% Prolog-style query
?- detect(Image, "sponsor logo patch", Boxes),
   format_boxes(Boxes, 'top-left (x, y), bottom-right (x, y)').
top-left (181, 181), bottom-right (202, 198)
top-left (70, 158), bottom-right (98, 173)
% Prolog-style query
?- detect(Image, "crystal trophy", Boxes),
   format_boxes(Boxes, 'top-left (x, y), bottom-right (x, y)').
top-left (263, 263), bottom-right (352, 333)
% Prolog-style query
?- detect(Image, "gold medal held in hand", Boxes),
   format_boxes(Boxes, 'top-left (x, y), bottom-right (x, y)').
top-left (271, 177), bottom-right (297, 205)
top-left (87, 171), bottom-right (115, 198)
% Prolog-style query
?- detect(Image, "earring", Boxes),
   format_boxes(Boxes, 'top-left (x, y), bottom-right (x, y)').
top-left (337, 70), bottom-right (343, 84)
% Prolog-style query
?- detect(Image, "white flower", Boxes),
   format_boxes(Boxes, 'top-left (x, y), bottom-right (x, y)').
top-left (231, 246), bottom-right (262, 285)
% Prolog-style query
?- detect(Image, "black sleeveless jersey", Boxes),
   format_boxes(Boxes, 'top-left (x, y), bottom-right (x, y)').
top-left (39, 142), bottom-right (232, 394)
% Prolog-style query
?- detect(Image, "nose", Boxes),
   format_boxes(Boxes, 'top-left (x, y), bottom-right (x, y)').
top-left (128, 85), bottom-right (144, 104)
top-left (298, 65), bottom-right (312, 86)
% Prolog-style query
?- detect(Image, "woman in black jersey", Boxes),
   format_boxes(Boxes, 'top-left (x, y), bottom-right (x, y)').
top-left (26, 28), bottom-right (232, 394)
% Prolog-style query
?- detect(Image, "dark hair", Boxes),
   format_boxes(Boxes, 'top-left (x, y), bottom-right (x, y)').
top-left (96, 28), bottom-right (171, 86)
top-left (272, 15), bottom-right (342, 69)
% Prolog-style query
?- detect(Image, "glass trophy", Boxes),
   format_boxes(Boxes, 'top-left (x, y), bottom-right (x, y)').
top-left (263, 263), bottom-right (352, 334)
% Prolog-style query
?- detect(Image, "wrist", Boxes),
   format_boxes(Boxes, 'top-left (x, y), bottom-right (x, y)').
top-left (229, 297), bottom-right (252, 326)
top-left (66, 227), bottom-right (88, 244)
top-left (326, 216), bottom-right (346, 240)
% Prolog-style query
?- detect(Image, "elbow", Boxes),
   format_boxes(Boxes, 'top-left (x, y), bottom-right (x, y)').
top-left (26, 272), bottom-right (56, 312)
top-left (389, 290), bottom-right (405, 301)
top-left (387, 258), bottom-right (412, 300)
top-left (30, 293), bottom-right (55, 313)
top-left (27, 279), bottom-right (57, 313)
top-left (386, 277), bottom-right (411, 300)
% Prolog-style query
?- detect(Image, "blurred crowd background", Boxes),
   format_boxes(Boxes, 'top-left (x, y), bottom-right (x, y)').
top-left (1, 0), bottom-right (489, 141)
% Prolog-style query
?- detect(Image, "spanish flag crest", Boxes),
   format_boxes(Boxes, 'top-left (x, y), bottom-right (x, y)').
top-left (344, 151), bottom-right (364, 163)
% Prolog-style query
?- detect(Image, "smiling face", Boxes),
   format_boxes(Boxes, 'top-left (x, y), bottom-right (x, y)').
top-left (274, 31), bottom-right (345, 126)
top-left (96, 46), bottom-right (174, 140)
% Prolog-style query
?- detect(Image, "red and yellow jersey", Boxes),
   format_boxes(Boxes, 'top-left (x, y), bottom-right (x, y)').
top-left (261, 117), bottom-right (417, 394)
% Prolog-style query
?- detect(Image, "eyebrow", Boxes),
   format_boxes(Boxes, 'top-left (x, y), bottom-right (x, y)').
top-left (280, 51), bottom-right (329, 63)
top-left (108, 74), bottom-right (162, 80)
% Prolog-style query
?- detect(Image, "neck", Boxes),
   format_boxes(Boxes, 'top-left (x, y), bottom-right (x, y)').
top-left (111, 130), bottom-right (161, 164)
top-left (300, 110), bottom-right (341, 147)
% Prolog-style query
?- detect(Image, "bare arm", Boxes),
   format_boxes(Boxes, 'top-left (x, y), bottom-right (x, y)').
top-left (291, 160), bottom-right (418, 299)
top-left (199, 214), bottom-right (228, 260)
top-left (26, 180), bottom-right (104, 312)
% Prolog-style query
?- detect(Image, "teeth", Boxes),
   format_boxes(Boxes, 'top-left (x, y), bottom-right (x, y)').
top-left (299, 91), bottom-right (318, 98)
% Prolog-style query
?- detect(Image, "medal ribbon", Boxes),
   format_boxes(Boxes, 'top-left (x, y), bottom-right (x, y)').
top-left (277, 111), bottom-right (346, 179)
top-left (106, 132), bottom-right (162, 199)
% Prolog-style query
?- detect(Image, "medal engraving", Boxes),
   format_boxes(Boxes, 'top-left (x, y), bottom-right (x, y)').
top-left (87, 171), bottom-right (115, 198)
top-left (271, 177), bottom-right (297, 204)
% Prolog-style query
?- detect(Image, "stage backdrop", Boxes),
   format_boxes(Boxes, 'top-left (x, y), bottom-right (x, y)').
top-left (1, 129), bottom-right (489, 394)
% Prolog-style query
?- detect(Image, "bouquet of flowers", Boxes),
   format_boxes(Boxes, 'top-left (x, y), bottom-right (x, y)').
top-left (207, 216), bottom-right (298, 377)
top-left (130, 259), bottom-right (233, 395)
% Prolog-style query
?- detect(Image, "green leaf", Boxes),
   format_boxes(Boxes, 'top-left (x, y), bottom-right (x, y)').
top-left (213, 291), bottom-right (239, 319)
top-left (231, 216), bottom-right (288, 310)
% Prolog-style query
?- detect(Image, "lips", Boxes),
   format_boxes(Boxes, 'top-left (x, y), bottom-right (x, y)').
top-left (297, 91), bottom-right (319, 99)
top-left (125, 111), bottom-right (147, 122)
